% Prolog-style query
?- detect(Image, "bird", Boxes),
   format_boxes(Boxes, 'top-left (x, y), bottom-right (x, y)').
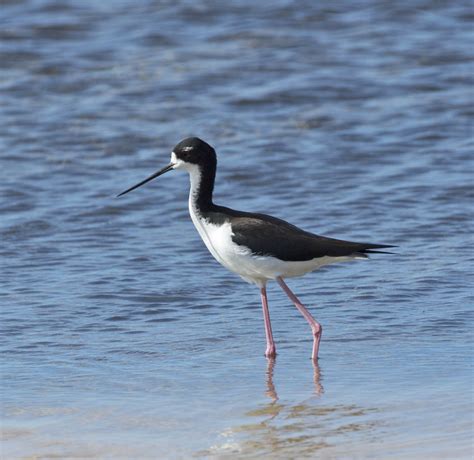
top-left (118, 137), bottom-right (394, 361)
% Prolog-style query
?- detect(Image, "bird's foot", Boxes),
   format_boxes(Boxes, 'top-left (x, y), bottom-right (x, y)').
top-left (265, 346), bottom-right (277, 359)
top-left (311, 324), bottom-right (322, 361)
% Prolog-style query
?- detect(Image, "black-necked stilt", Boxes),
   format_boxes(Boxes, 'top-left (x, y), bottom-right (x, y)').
top-left (118, 137), bottom-right (394, 360)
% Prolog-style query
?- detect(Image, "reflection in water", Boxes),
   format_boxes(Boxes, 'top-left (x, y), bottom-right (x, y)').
top-left (265, 358), bottom-right (278, 402)
top-left (312, 361), bottom-right (324, 397)
top-left (202, 360), bottom-right (378, 459)
top-left (265, 358), bottom-right (324, 402)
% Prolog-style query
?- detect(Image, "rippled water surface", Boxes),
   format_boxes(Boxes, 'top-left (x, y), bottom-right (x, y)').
top-left (1, 1), bottom-right (473, 458)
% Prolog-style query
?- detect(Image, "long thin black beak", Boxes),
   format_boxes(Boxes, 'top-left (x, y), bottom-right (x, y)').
top-left (117, 163), bottom-right (174, 197)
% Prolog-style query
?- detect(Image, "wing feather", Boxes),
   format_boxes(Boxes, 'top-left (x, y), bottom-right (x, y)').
top-left (230, 215), bottom-right (394, 261)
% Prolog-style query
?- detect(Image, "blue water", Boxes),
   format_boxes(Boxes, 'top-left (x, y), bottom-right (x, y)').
top-left (1, 0), bottom-right (473, 458)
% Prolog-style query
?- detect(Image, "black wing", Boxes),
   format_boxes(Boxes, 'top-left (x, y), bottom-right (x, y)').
top-left (229, 212), bottom-right (394, 262)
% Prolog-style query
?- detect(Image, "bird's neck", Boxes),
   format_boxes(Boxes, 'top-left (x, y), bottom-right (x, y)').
top-left (188, 164), bottom-right (216, 214)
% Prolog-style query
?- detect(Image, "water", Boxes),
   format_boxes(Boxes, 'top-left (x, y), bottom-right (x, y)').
top-left (1, 0), bottom-right (473, 458)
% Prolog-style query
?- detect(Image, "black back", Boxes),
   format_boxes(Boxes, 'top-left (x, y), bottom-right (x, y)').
top-left (201, 205), bottom-right (394, 261)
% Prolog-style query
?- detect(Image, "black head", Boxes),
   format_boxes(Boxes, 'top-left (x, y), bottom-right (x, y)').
top-left (117, 137), bottom-right (216, 197)
top-left (172, 137), bottom-right (217, 170)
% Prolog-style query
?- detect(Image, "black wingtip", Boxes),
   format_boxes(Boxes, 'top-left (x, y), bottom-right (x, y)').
top-left (364, 249), bottom-right (397, 255)
top-left (363, 244), bottom-right (398, 255)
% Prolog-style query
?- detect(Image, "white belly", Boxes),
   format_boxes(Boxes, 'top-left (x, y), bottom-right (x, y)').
top-left (188, 204), bottom-right (353, 286)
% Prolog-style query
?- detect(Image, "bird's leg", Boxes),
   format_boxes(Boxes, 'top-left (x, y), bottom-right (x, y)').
top-left (260, 285), bottom-right (276, 358)
top-left (276, 277), bottom-right (322, 361)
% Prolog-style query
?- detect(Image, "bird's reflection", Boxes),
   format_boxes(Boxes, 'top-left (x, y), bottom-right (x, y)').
top-left (208, 360), bottom-right (376, 458)
top-left (312, 360), bottom-right (324, 396)
top-left (265, 357), bottom-right (324, 402)
top-left (265, 358), bottom-right (278, 401)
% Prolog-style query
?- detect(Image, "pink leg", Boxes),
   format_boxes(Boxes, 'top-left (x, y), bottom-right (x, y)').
top-left (277, 277), bottom-right (322, 361)
top-left (260, 285), bottom-right (276, 358)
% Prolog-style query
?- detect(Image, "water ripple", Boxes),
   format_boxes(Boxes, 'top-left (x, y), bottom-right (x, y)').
top-left (1, 0), bottom-right (472, 458)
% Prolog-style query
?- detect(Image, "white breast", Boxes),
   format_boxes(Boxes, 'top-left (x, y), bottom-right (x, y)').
top-left (188, 206), bottom-right (234, 269)
top-left (187, 208), bottom-right (267, 285)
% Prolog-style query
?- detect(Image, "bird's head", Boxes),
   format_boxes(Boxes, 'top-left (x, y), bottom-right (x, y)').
top-left (171, 137), bottom-right (216, 172)
top-left (117, 137), bottom-right (216, 197)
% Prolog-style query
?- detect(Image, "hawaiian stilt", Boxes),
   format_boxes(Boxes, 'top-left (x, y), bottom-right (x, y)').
top-left (118, 137), bottom-right (394, 361)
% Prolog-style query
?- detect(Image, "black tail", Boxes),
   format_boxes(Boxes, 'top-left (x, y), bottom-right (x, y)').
top-left (361, 244), bottom-right (397, 255)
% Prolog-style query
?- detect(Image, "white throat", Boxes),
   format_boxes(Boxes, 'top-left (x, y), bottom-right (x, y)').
top-left (184, 166), bottom-right (228, 269)
top-left (170, 151), bottom-right (223, 264)
top-left (187, 165), bottom-right (203, 215)
top-left (170, 151), bottom-right (203, 213)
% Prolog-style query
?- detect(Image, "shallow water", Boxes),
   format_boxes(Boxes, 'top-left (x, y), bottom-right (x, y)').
top-left (1, 0), bottom-right (473, 458)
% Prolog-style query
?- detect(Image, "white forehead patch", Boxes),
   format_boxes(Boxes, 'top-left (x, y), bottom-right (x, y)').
top-left (182, 146), bottom-right (194, 152)
top-left (170, 151), bottom-right (181, 168)
top-left (170, 151), bottom-right (191, 171)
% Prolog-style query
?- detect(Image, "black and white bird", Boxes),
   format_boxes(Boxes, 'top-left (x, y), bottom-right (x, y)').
top-left (118, 137), bottom-right (394, 360)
